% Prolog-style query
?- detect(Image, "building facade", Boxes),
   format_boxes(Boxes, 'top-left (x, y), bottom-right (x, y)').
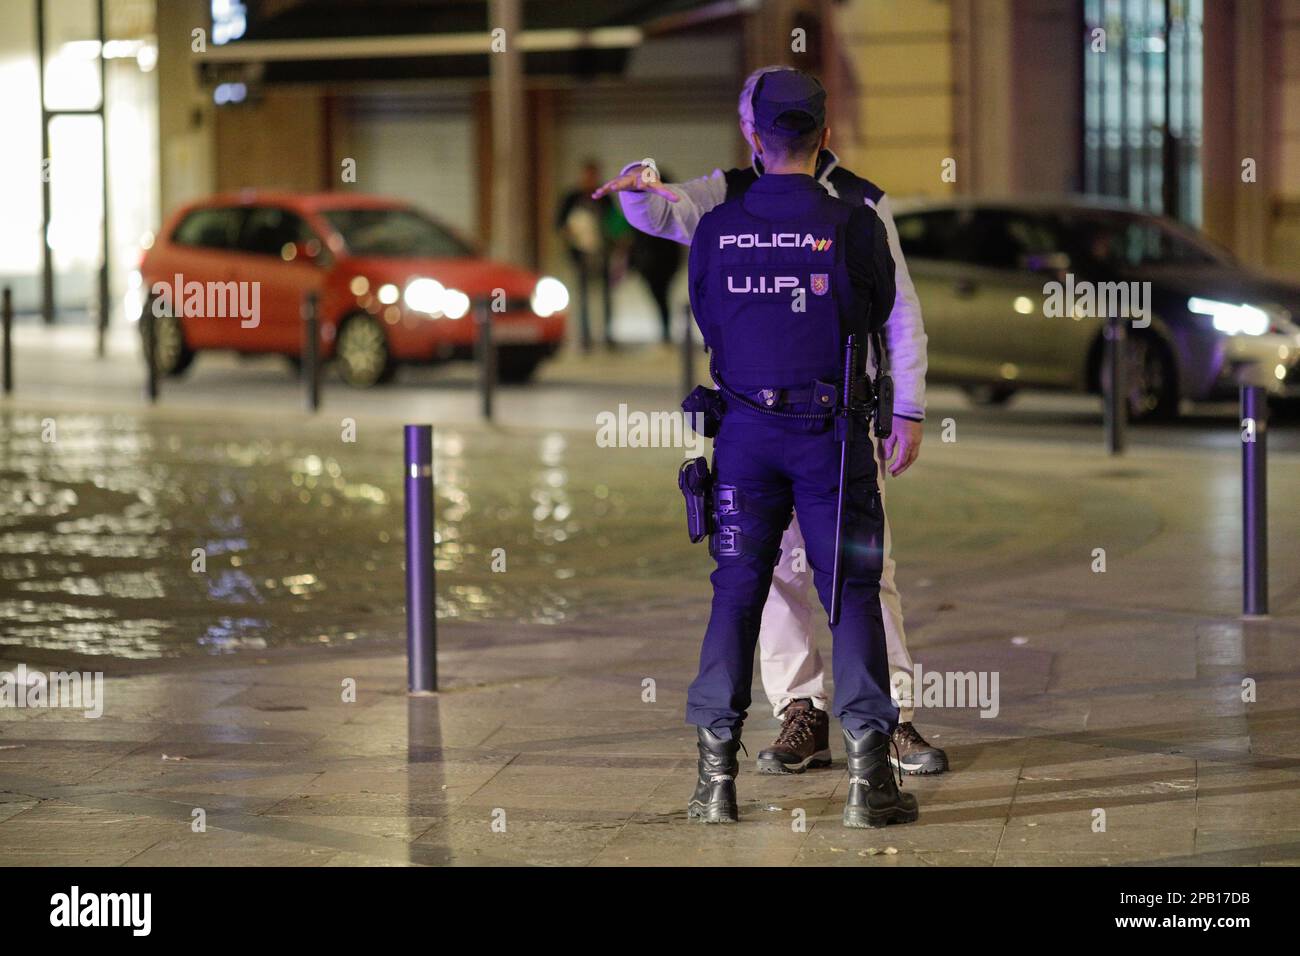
top-left (0, 0), bottom-right (1296, 327)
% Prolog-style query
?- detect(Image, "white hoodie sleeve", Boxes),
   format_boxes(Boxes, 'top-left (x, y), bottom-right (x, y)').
top-left (870, 194), bottom-right (928, 422)
top-left (615, 161), bottom-right (727, 247)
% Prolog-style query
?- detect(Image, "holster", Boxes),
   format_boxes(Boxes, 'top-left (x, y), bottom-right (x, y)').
top-left (681, 386), bottom-right (725, 438)
top-left (833, 374), bottom-right (876, 443)
top-left (830, 372), bottom-right (893, 441)
top-left (678, 457), bottom-right (712, 543)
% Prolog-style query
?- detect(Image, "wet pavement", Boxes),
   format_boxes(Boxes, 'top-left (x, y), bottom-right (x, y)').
top-left (0, 404), bottom-right (690, 660)
top-left (2, 336), bottom-right (1300, 865)
top-left (10, 317), bottom-right (1300, 445)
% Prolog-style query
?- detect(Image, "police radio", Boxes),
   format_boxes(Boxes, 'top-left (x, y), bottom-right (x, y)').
top-left (871, 331), bottom-right (893, 440)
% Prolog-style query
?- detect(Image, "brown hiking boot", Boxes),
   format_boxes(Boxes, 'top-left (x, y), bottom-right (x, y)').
top-left (756, 699), bottom-right (832, 774)
top-left (889, 721), bottom-right (949, 775)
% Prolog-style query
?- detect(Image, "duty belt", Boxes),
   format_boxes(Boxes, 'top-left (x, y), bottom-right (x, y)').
top-left (743, 377), bottom-right (873, 411)
top-left (709, 355), bottom-right (872, 425)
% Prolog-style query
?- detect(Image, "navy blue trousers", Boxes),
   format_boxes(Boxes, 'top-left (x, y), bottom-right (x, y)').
top-left (685, 414), bottom-right (898, 739)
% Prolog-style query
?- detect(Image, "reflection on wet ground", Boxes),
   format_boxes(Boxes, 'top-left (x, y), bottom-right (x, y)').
top-left (4, 398), bottom-right (1297, 665)
top-left (0, 409), bottom-right (696, 659)
top-left (2, 397), bottom-right (1299, 865)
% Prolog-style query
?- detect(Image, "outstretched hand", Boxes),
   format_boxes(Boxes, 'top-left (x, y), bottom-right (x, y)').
top-left (591, 165), bottom-right (680, 203)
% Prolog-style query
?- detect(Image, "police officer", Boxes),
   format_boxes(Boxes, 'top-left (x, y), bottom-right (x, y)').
top-left (596, 65), bottom-right (945, 781)
top-left (684, 70), bottom-right (917, 828)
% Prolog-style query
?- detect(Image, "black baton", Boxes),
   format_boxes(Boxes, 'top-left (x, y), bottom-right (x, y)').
top-left (829, 334), bottom-right (859, 626)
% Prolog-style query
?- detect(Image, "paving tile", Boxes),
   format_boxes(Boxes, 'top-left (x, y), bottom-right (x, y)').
top-left (122, 829), bottom-right (342, 867)
top-left (1193, 828), bottom-right (1300, 862)
top-left (2, 409), bottom-right (1299, 866)
top-left (413, 817), bottom-right (622, 866)
top-left (0, 800), bottom-right (186, 865)
top-left (589, 839), bottom-right (801, 867)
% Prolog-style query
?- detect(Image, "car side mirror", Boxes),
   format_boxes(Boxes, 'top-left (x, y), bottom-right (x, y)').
top-left (1020, 251), bottom-right (1070, 273)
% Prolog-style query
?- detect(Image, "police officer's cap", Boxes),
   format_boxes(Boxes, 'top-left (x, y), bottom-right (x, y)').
top-left (751, 69), bottom-right (827, 135)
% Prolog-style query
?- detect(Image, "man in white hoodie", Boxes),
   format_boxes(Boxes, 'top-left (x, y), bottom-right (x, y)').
top-left (594, 65), bottom-right (947, 776)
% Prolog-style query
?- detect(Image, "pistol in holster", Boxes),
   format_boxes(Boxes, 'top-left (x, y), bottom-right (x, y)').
top-left (678, 456), bottom-right (713, 543)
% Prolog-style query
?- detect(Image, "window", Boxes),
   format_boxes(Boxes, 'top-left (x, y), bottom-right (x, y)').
top-left (322, 208), bottom-right (471, 259)
top-left (237, 206), bottom-right (319, 260)
top-left (1082, 0), bottom-right (1203, 224)
top-left (894, 210), bottom-right (967, 261)
top-left (964, 212), bottom-right (1063, 270)
top-left (1056, 212), bottom-right (1225, 269)
top-left (897, 208), bottom-right (1060, 269)
top-left (172, 207), bottom-right (244, 250)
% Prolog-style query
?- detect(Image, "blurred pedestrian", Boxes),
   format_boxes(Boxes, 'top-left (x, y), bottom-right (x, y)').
top-left (556, 160), bottom-right (614, 350)
top-left (603, 194), bottom-right (637, 348)
top-left (628, 166), bottom-right (684, 344)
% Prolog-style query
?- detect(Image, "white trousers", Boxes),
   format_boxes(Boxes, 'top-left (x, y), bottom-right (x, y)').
top-left (758, 436), bottom-right (915, 722)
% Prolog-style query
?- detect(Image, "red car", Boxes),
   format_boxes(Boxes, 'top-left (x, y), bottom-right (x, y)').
top-left (135, 192), bottom-right (569, 386)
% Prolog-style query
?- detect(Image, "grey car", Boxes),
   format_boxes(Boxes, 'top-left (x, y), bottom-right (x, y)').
top-left (892, 198), bottom-right (1300, 419)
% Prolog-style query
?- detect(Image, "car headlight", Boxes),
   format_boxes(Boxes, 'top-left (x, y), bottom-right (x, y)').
top-left (1188, 297), bottom-right (1270, 336)
top-left (124, 269), bottom-right (145, 323)
top-left (531, 276), bottom-right (569, 318)
top-left (442, 288), bottom-right (470, 320)
top-left (404, 278), bottom-right (446, 315)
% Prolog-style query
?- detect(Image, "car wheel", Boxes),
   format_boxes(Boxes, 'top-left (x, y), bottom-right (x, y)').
top-left (335, 315), bottom-right (393, 388)
top-left (961, 383), bottom-right (1017, 407)
top-left (142, 300), bottom-right (195, 377)
top-left (1101, 331), bottom-right (1178, 421)
top-left (497, 346), bottom-right (548, 384)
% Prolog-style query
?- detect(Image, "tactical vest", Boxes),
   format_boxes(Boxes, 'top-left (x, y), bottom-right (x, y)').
top-left (696, 182), bottom-right (880, 393)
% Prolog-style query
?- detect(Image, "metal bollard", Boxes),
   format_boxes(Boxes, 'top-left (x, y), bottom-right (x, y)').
top-left (404, 424), bottom-right (438, 693)
top-left (681, 302), bottom-right (695, 398)
top-left (97, 262), bottom-right (109, 360)
top-left (302, 291), bottom-right (321, 413)
top-left (1102, 314), bottom-right (1127, 455)
top-left (1241, 385), bottom-right (1268, 617)
top-left (141, 298), bottom-right (159, 404)
top-left (474, 298), bottom-right (496, 422)
top-left (2, 286), bottom-right (12, 396)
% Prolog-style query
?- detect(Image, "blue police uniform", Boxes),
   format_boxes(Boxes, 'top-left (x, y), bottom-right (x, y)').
top-left (681, 67), bottom-right (917, 828)
top-left (685, 171), bottom-right (898, 745)
top-left (681, 166), bottom-right (925, 832)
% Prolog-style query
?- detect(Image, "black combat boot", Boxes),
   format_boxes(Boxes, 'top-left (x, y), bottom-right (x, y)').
top-left (687, 727), bottom-right (741, 824)
top-left (842, 727), bottom-right (919, 828)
